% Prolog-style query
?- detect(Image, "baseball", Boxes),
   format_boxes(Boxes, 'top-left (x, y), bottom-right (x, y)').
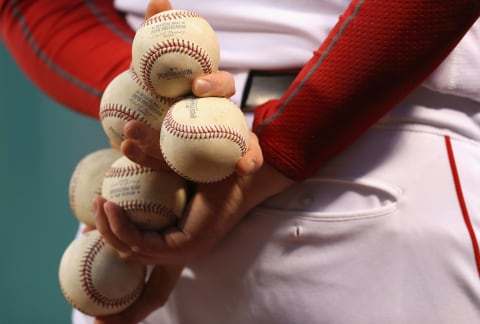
top-left (131, 9), bottom-right (220, 98)
top-left (100, 68), bottom-right (178, 148)
top-left (101, 156), bottom-right (189, 230)
top-left (58, 230), bottom-right (146, 317)
top-left (69, 148), bottom-right (123, 228)
top-left (160, 97), bottom-right (250, 183)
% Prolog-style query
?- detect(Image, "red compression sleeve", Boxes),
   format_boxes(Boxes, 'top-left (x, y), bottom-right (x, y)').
top-left (0, 0), bottom-right (134, 119)
top-left (253, 0), bottom-right (480, 181)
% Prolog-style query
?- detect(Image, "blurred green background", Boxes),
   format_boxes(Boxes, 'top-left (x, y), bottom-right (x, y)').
top-left (0, 43), bottom-right (109, 323)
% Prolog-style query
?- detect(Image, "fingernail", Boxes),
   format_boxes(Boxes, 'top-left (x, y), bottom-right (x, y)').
top-left (194, 79), bottom-right (211, 95)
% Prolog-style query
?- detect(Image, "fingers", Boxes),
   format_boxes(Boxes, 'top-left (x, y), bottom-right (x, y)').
top-left (121, 140), bottom-right (168, 170)
top-left (192, 71), bottom-right (236, 98)
top-left (120, 70), bottom-right (237, 170)
top-left (94, 194), bottom-right (174, 263)
top-left (145, 0), bottom-right (173, 19)
top-left (94, 195), bottom-right (140, 258)
top-left (235, 132), bottom-right (264, 176)
top-left (121, 120), bottom-right (169, 170)
top-left (94, 185), bottom-right (217, 264)
top-left (124, 120), bottom-right (162, 159)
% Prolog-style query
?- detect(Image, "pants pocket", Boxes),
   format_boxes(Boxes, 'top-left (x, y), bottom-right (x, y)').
top-left (259, 176), bottom-right (401, 221)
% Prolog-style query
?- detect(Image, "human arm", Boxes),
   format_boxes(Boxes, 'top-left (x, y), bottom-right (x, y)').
top-left (253, 0), bottom-right (480, 181)
top-left (0, 0), bottom-right (134, 118)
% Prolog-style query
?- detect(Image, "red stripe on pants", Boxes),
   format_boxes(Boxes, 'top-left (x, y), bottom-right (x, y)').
top-left (445, 136), bottom-right (480, 277)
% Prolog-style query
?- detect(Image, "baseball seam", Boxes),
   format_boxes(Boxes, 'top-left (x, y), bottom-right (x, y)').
top-left (118, 200), bottom-right (178, 222)
top-left (161, 109), bottom-right (248, 183)
top-left (128, 68), bottom-right (179, 106)
top-left (141, 11), bottom-right (200, 27)
top-left (104, 164), bottom-right (154, 178)
top-left (61, 283), bottom-right (90, 315)
top-left (162, 110), bottom-right (249, 155)
top-left (100, 103), bottom-right (150, 125)
top-left (79, 236), bottom-right (144, 311)
top-left (140, 39), bottom-right (214, 91)
top-left (163, 157), bottom-right (223, 183)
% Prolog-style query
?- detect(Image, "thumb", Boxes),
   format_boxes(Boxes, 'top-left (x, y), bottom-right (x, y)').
top-left (145, 0), bottom-right (173, 19)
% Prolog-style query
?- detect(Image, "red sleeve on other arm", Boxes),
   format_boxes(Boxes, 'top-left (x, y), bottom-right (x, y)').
top-left (253, 0), bottom-right (480, 181)
top-left (0, 0), bottom-right (135, 119)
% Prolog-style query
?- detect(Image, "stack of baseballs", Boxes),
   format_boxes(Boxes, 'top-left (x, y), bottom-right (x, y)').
top-left (61, 147), bottom-right (189, 316)
top-left (100, 9), bottom-right (250, 183)
top-left (59, 9), bottom-right (250, 317)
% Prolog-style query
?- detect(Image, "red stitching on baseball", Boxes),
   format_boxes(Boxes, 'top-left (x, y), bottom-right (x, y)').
top-left (127, 68), bottom-right (179, 106)
top-left (104, 164), bottom-right (154, 178)
top-left (162, 109), bottom-right (249, 155)
top-left (141, 11), bottom-right (200, 27)
top-left (118, 200), bottom-right (178, 222)
top-left (61, 284), bottom-right (90, 315)
top-left (80, 236), bottom-right (144, 310)
top-left (140, 39), bottom-right (214, 92)
top-left (100, 104), bottom-right (149, 125)
top-left (162, 158), bottom-right (200, 183)
top-left (69, 159), bottom-right (102, 220)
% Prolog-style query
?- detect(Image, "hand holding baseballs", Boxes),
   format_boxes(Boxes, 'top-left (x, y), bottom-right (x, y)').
top-left (98, 0), bottom-right (265, 257)
top-left (95, 160), bottom-right (294, 263)
top-left (93, 42), bottom-right (265, 324)
top-left (91, 1), bottom-right (266, 323)
top-left (119, 70), bottom-right (258, 175)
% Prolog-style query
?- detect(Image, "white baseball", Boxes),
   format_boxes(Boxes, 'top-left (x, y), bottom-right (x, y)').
top-left (101, 156), bottom-right (188, 230)
top-left (100, 68), bottom-right (178, 148)
top-left (58, 230), bottom-right (146, 317)
top-left (160, 97), bottom-right (250, 183)
top-left (69, 148), bottom-right (123, 228)
top-left (131, 9), bottom-right (220, 98)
